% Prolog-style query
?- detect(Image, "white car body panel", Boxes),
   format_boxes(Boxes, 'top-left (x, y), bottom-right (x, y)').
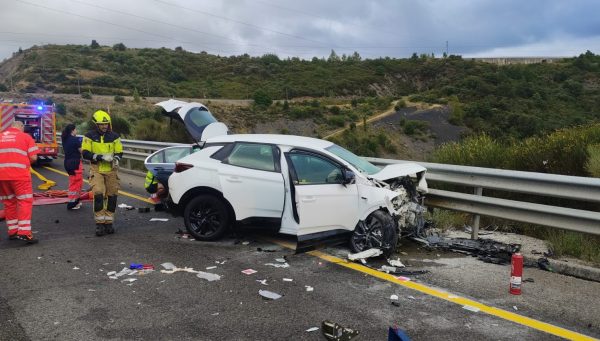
top-left (218, 163), bottom-right (285, 220)
top-left (371, 163), bottom-right (428, 193)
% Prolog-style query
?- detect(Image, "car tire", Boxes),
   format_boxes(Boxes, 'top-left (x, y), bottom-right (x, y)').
top-left (349, 210), bottom-right (398, 257)
top-left (184, 194), bottom-right (231, 241)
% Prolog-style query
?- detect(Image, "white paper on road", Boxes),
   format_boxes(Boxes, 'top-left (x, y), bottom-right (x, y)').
top-left (196, 271), bottom-right (221, 281)
top-left (259, 290), bottom-right (282, 300)
top-left (150, 218), bottom-right (169, 222)
top-left (462, 305), bottom-right (480, 313)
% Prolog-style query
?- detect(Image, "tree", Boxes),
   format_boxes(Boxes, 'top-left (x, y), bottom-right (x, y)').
top-left (328, 49), bottom-right (341, 62)
top-left (112, 43), bottom-right (126, 51)
top-left (90, 40), bottom-right (100, 49)
top-left (110, 115), bottom-right (131, 137)
top-left (283, 100), bottom-right (290, 111)
top-left (55, 103), bottom-right (67, 116)
top-left (253, 89), bottom-right (272, 107)
top-left (133, 88), bottom-right (141, 103)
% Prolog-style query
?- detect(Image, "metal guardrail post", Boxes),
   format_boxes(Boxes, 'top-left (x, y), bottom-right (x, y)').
top-left (472, 187), bottom-right (483, 239)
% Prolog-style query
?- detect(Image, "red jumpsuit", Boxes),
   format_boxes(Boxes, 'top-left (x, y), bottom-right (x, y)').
top-left (0, 127), bottom-right (39, 238)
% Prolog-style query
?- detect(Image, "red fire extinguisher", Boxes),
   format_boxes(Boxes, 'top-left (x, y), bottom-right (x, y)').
top-left (510, 252), bottom-right (523, 295)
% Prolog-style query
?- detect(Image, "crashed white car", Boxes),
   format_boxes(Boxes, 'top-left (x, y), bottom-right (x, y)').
top-left (157, 100), bottom-right (428, 255)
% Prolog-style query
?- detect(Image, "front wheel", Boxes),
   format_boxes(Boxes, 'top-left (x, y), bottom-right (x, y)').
top-left (350, 210), bottom-right (397, 257)
top-left (184, 194), bottom-right (231, 241)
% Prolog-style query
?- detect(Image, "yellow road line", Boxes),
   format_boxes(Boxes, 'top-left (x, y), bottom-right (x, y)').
top-left (269, 238), bottom-right (596, 341)
top-left (42, 166), bottom-right (154, 204)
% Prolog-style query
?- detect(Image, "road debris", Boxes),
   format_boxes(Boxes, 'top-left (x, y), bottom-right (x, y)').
top-left (256, 279), bottom-right (268, 285)
top-left (138, 207), bottom-right (150, 213)
top-left (394, 276), bottom-right (411, 282)
top-left (537, 258), bottom-right (554, 272)
top-left (275, 258), bottom-right (287, 263)
top-left (206, 266), bottom-right (217, 270)
top-left (241, 269), bottom-right (257, 275)
top-left (306, 327), bottom-right (319, 332)
top-left (161, 262), bottom-right (176, 270)
top-left (322, 320), bottom-right (359, 341)
top-left (256, 247), bottom-right (277, 252)
top-left (513, 306), bottom-right (518, 311)
top-left (347, 248), bottom-right (383, 261)
top-left (416, 236), bottom-right (521, 265)
top-left (196, 271), bottom-right (221, 281)
top-left (462, 305), bottom-right (480, 313)
top-left (390, 294), bottom-right (400, 307)
top-left (387, 258), bottom-right (405, 268)
top-left (265, 262), bottom-right (290, 268)
top-left (72, 266), bottom-right (80, 270)
top-left (121, 278), bottom-right (137, 283)
top-left (305, 286), bottom-right (314, 292)
top-left (259, 289), bottom-right (282, 300)
top-left (149, 218), bottom-right (169, 222)
top-left (118, 203), bottom-right (134, 210)
top-left (283, 278), bottom-right (293, 282)
top-left (388, 326), bottom-right (411, 341)
top-left (242, 241), bottom-right (250, 245)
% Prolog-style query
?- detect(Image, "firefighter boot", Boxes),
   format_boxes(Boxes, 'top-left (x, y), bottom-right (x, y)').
top-left (105, 223), bottom-right (115, 234)
top-left (17, 234), bottom-right (39, 245)
top-left (95, 224), bottom-right (106, 237)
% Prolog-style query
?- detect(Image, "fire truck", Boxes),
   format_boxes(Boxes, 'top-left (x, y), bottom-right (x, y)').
top-left (0, 103), bottom-right (58, 161)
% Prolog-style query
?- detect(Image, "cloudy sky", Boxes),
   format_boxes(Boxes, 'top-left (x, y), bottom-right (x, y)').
top-left (1, 0), bottom-right (599, 61)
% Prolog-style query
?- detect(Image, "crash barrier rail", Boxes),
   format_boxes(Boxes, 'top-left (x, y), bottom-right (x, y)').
top-left (365, 157), bottom-right (600, 238)
top-left (57, 137), bottom-right (600, 238)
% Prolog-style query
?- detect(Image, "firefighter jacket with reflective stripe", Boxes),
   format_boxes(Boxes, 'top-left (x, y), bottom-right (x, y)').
top-left (0, 127), bottom-right (39, 180)
top-left (144, 170), bottom-right (158, 193)
top-left (81, 130), bottom-right (123, 173)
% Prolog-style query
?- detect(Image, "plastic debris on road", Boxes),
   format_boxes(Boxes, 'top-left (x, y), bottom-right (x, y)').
top-left (394, 276), bottom-right (411, 282)
top-left (275, 258), bottom-right (287, 263)
top-left (241, 269), bottom-right (257, 275)
top-left (121, 278), bottom-right (137, 283)
top-left (283, 278), bottom-right (293, 282)
top-left (390, 294), bottom-right (400, 307)
top-left (118, 203), bottom-right (134, 210)
top-left (161, 262), bottom-right (176, 270)
top-left (206, 266), bottom-right (217, 270)
top-left (347, 248), bottom-right (383, 261)
top-left (388, 258), bottom-right (405, 268)
top-left (72, 267), bottom-right (80, 270)
top-left (259, 289), bottom-right (282, 300)
top-left (305, 286), bottom-right (314, 292)
top-left (256, 279), bottom-right (268, 285)
top-left (149, 218), bottom-right (169, 222)
top-left (322, 320), bottom-right (359, 341)
top-left (462, 305), bottom-right (480, 313)
top-left (306, 327), bottom-right (319, 332)
top-left (264, 262), bottom-right (290, 268)
top-left (196, 271), bottom-right (221, 281)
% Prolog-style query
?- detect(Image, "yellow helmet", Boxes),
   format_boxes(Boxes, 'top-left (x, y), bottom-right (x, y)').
top-left (92, 110), bottom-right (111, 127)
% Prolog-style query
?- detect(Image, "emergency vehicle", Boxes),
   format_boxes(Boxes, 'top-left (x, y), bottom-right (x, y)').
top-left (0, 103), bottom-right (58, 161)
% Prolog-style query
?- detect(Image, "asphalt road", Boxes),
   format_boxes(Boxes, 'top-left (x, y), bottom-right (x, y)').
top-left (0, 163), bottom-right (599, 340)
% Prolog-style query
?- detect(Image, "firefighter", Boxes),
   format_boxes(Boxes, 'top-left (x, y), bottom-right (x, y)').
top-left (144, 170), bottom-right (166, 211)
top-left (81, 110), bottom-right (123, 236)
top-left (0, 121), bottom-right (39, 244)
top-left (61, 124), bottom-right (83, 210)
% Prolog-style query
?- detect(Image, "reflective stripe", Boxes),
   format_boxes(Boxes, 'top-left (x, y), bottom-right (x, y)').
top-left (28, 146), bottom-right (39, 152)
top-left (8, 228), bottom-right (17, 233)
top-left (68, 191), bottom-right (79, 195)
top-left (0, 148), bottom-right (27, 155)
top-left (16, 194), bottom-right (33, 199)
top-left (0, 194), bottom-right (15, 200)
top-left (18, 226), bottom-right (31, 231)
top-left (18, 220), bottom-right (31, 225)
top-left (7, 219), bottom-right (18, 224)
top-left (0, 163), bottom-right (26, 168)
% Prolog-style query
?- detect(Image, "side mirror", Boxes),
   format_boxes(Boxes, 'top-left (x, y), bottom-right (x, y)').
top-left (342, 168), bottom-right (355, 185)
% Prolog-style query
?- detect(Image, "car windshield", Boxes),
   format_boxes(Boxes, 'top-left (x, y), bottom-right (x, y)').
top-left (325, 144), bottom-right (381, 175)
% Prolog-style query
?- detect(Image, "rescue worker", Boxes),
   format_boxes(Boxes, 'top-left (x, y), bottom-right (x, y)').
top-left (144, 170), bottom-right (166, 211)
top-left (0, 121), bottom-right (39, 244)
top-left (61, 124), bottom-right (83, 210)
top-left (81, 110), bottom-right (123, 236)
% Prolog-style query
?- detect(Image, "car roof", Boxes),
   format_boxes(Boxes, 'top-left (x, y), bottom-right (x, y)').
top-left (206, 134), bottom-right (334, 149)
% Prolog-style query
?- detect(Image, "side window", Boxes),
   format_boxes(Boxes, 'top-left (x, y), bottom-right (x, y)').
top-left (148, 151), bottom-right (164, 163)
top-left (164, 147), bottom-right (192, 163)
top-left (226, 143), bottom-right (276, 172)
top-left (289, 153), bottom-right (343, 185)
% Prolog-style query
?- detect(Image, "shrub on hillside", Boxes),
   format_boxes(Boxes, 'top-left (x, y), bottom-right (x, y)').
top-left (114, 95), bottom-right (125, 103)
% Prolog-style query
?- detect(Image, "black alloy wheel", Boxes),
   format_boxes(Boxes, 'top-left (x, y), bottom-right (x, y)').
top-left (184, 194), bottom-right (231, 241)
top-left (349, 210), bottom-right (397, 257)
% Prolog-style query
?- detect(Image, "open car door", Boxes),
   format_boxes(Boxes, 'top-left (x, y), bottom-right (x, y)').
top-left (155, 99), bottom-right (228, 143)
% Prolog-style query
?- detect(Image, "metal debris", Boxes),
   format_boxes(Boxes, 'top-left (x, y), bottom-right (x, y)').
top-left (417, 236), bottom-right (521, 265)
top-left (258, 289), bottom-right (282, 300)
top-left (322, 320), bottom-right (359, 341)
top-left (347, 248), bottom-right (383, 261)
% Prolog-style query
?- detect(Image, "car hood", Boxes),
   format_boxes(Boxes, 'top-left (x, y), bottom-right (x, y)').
top-left (155, 99), bottom-right (228, 143)
top-left (370, 163), bottom-right (428, 192)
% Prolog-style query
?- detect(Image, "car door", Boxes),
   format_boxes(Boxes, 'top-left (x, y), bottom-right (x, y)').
top-left (145, 146), bottom-right (194, 184)
top-left (286, 150), bottom-right (359, 235)
top-left (218, 142), bottom-right (285, 221)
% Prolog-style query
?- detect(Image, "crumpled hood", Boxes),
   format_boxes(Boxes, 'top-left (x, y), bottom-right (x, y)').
top-left (370, 163), bottom-right (428, 193)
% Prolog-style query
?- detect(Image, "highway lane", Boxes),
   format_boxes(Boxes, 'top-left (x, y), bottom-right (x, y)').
top-left (0, 164), bottom-right (598, 340)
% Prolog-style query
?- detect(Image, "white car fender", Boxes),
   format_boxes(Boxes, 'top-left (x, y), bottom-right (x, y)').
top-left (356, 184), bottom-right (400, 220)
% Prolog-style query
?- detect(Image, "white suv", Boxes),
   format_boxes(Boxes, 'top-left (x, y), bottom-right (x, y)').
top-left (157, 100), bottom-right (428, 255)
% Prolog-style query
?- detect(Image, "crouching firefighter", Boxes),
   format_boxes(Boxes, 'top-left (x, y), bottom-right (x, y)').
top-left (81, 110), bottom-right (123, 236)
top-left (144, 170), bottom-right (166, 211)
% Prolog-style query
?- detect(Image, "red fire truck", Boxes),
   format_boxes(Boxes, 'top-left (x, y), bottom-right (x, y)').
top-left (0, 103), bottom-right (58, 161)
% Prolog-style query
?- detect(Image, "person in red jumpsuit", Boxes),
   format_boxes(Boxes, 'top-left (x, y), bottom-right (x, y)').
top-left (0, 120), bottom-right (39, 244)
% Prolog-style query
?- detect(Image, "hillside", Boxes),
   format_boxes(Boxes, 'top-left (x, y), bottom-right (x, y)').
top-left (1, 44), bottom-right (599, 158)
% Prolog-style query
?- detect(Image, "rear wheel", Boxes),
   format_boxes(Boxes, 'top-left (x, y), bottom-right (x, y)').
top-left (184, 194), bottom-right (231, 241)
top-left (350, 210), bottom-right (397, 257)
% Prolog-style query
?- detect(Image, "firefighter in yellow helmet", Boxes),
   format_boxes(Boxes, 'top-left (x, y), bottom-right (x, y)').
top-left (81, 110), bottom-right (123, 236)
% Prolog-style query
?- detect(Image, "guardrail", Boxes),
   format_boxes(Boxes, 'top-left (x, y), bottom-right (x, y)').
top-left (58, 138), bottom-right (600, 237)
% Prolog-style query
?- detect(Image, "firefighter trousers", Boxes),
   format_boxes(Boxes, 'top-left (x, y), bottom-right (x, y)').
top-left (0, 179), bottom-right (33, 237)
top-left (89, 166), bottom-right (120, 225)
top-left (68, 161), bottom-right (83, 203)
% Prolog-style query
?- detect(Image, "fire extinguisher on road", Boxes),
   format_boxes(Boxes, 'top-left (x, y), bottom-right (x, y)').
top-left (510, 252), bottom-right (523, 295)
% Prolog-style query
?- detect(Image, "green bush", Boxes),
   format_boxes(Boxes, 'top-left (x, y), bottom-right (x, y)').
top-left (114, 95), bottom-right (125, 103)
top-left (253, 90), bottom-right (272, 107)
top-left (81, 90), bottom-right (92, 99)
top-left (394, 99), bottom-right (406, 111)
top-left (585, 144), bottom-right (600, 177)
top-left (55, 103), bottom-right (67, 116)
top-left (403, 120), bottom-right (429, 136)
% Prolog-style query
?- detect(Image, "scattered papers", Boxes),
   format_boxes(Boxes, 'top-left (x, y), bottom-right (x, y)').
top-left (196, 271), bottom-right (221, 282)
top-left (259, 289), bottom-right (282, 300)
top-left (265, 262), bottom-right (290, 268)
top-left (161, 262), bottom-right (176, 270)
top-left (306, 327), bottom-right (319, 332)
top-left (256, 279), bottom-right (268, 286)
top-left (305, 286), bottom-right (314, 292)
top-left (118, 203), bottom-right (133, 210)
top-left (283, 278), bottom-right (293, 282)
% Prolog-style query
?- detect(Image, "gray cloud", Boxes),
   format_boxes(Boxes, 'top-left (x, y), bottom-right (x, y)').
top-left (1, 0), bottom-right (599, 61)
